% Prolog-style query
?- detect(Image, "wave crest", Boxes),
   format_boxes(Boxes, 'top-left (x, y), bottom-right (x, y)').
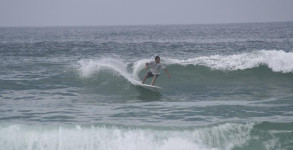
top-left (165, 50), bottom-right (293, 73)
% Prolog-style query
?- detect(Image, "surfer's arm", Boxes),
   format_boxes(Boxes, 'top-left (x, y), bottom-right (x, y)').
top-left (145, 63), bottom-right (149, 70)
top-left (164, 68), bottom-right (171, 79)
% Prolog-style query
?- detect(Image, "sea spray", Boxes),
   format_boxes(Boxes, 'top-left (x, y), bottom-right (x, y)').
top-left (132, 58), bottom-right (151, 80)
top-left (78, 58), bottom-right (140, 84)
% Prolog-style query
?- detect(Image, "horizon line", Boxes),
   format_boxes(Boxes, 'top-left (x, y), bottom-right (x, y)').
top-left (0, 20), bottom-right (292, 28)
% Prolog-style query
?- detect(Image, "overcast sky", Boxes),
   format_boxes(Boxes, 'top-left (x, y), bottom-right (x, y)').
top-left (0, 0), bottom-right (293, 26)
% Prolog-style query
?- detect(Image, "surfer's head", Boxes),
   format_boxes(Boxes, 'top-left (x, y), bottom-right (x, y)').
top-left (155, 56), bottom-right (160, 63)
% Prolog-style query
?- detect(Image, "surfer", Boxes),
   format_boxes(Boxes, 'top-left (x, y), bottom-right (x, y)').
top-left (142, 56), bottom-right (171, 85)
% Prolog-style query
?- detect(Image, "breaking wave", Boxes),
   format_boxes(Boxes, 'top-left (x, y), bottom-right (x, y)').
top-left (77, 50), bottom-right (293, 86)
top-left (0, 122), bottom-right (254, 150)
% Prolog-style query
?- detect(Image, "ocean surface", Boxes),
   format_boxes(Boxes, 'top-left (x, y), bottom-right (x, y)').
top-left (0, 22), bottom-right (293, 150)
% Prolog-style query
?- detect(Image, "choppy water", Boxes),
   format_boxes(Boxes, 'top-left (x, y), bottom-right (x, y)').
top-left (0, 22), bottom-right (293, 150)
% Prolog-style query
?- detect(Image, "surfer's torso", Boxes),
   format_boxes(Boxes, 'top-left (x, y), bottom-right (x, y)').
top-left (149, 61), bottom-right (166, 74)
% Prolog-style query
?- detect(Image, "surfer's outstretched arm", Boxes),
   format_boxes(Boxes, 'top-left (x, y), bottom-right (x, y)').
top-left (164, 68), bottom-right (171, 79)
top-left (142, 74), bottom-right (148, 84)
top-left (142, 63), bottom-right (149, 84)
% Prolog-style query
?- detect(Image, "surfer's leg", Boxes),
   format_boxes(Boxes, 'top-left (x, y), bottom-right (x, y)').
top-left (151, 75), bottom-right (158, 85)
top-left (142, 71), bottom-right (153, 84)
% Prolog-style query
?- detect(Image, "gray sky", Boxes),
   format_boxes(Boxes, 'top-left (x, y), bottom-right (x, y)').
top-left (0, 0), bottom-right (293, 26)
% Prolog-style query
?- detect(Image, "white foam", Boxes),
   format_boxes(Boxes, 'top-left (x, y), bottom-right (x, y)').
top-left (165, 50), bottom-right (293, 73)
top-left (132, 58), bottom-right (151, 80)
top-left (78, 58), bottom-right (140, 85)
top-left (0, 123), bottom-right (254, 150)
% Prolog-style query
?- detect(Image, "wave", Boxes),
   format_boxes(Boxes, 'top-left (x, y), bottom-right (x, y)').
top-left (0, 122), bottom-right (254, 150)
top-left (77, 50), bottom-right (293, 86)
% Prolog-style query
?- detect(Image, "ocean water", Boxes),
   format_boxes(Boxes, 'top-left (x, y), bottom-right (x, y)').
top-left (0, 22), bottom-right (293, 150)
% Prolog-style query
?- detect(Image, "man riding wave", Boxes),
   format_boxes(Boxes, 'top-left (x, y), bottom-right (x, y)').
top-left (142, 56), bottom-right (171, 85)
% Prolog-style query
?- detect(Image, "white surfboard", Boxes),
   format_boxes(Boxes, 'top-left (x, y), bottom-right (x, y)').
top-left (136, 83), bottom-right (162, 92)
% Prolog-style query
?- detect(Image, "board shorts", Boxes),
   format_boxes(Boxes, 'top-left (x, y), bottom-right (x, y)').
top-left (146, 71), bottom-right (159, 78)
